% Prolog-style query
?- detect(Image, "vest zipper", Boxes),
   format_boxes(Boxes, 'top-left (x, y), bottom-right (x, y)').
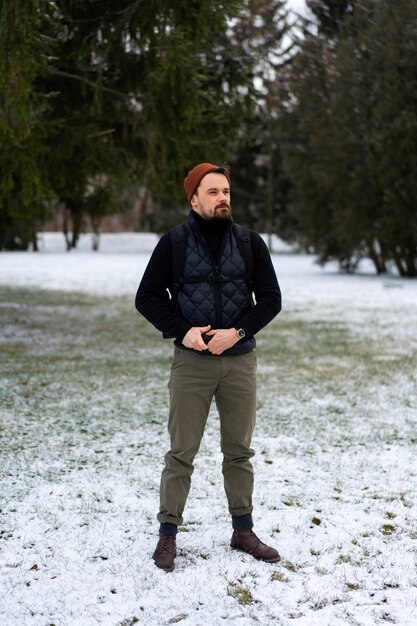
top-left (197, 239), bottom-right (222, 328)
top-left (192, 219), bottom-right (233, 329)
top-left (213, 225), bottom-right (232, 328)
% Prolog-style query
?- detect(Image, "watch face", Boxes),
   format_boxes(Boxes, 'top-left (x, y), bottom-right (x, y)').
top-left (237, 328), bottom-right (245, 339)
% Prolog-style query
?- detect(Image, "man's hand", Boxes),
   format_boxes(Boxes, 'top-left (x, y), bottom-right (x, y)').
top-left (205, 328), bottom-right (239, 355)
top-left (182, 325), bottom-right (211, 351)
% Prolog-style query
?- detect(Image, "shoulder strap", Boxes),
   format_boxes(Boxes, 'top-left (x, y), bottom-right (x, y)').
top-left (169, 223), bottom-right (187, 296)
top-left (233, 223), bottom-right (254, 287)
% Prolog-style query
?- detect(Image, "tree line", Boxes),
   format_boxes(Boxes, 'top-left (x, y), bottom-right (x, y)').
top-left (1, 0), bottom-right (416, 276)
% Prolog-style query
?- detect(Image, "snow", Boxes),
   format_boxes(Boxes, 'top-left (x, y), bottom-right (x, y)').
top-left (1, 233), bottom-right (417, 626)
top-left (287, 0), bottom-right (308, 16)
top-left (1, 233), bottom-right (416, 344)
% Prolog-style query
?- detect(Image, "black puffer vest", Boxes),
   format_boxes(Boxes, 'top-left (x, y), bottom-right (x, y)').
top-left (176, 212), bottom-right (255, 356)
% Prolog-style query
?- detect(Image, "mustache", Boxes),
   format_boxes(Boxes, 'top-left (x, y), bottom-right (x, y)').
top-left (215, 202), bottom-right (230, 210)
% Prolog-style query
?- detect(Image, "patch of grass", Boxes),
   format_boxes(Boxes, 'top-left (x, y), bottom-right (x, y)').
top-left (336, 554), bottom-right (361, 566)
top-left (255, 315), bottom-right (416, 411)
top-left (0, 344), bottom-right (26, 354)
top-left (0, 287), bottom-right (175, 491)
top-left (271, 571), bottom-right (289, 583)
top-left (400, 493), bottom-right (412, 508)
top-left (167, 614), bottom-right (188, 624)
top-left (119, 618), bottom-right (139, 626)
top-left (227, 582), bottom-right (255, 605)
top-left (282, 560), bottom-right (299, 572)
top-left (310, 598), bottom-right (330, 610)
top-left (383, 580), bottom-right (400, 589)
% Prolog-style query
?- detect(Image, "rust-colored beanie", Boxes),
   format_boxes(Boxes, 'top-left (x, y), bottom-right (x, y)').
top-left (184, 162), bottom-right (231, 205)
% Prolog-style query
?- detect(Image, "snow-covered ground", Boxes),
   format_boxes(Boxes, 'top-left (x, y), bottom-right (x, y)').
top-left (1, 232), bottom-right (416, 345)
top-left (0, 233), bottom-right (416, 626)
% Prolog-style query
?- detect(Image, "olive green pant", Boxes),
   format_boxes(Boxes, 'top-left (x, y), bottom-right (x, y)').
top-left (157, 346), bottom-right (257, 526)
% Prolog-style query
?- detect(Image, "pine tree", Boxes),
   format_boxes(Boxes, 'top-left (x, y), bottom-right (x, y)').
top-left (306, 0), bottom-right (355, 36)
top-left (228, 0), bottom-right (294, 243)
top-left (279, 0), bottom-right (417, 276)
top-left (0, 0), bottom-right (55, 250)
top-left (1, 0), bottom-right (256, 249)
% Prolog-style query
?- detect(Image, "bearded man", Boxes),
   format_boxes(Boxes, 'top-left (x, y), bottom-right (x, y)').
top-left (136, 162), bottom-right (282, 572)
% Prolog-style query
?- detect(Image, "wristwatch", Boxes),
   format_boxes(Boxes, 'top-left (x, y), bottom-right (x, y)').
top-left (235, 328), bottom-right (246, 339)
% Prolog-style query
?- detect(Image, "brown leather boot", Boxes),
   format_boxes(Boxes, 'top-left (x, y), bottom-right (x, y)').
top-left (152, 534), bottom-right (177, 572)
top-left (231, 530), bottom-right (280, 563)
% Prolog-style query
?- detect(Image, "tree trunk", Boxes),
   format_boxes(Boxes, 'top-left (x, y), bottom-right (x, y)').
top-left (393, 251), bottom-right (406, 277)
top-left (90, 213), bottom-right (101, 251)
top-left (71, 211), bottom-right (82, 249)
top-left (32, 233), bottom-right (39, 252)
top-left (404, 248), bottom-right (417, 278)
top-left (63, 207), bottom-right (71, 251)
top-left (265, 97), bottom-right (274, 252)
top-left (368, 239), bottom-right (387, 274)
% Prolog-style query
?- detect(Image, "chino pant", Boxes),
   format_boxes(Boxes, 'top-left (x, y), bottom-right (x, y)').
top-left (157, 346), bottom-right (257, 526)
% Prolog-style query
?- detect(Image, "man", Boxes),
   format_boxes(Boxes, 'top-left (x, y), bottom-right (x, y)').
top-left (136, 162), bottom-right (282, 572)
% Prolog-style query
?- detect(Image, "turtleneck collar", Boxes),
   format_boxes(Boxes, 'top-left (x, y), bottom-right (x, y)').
top-left (191, 210), bottom-right (232, 234)
top-left (189, 210), bottom-right (232, 262)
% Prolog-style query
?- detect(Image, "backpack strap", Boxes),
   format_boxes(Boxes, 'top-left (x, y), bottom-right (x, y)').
top-left (169, 223), bottom-right (187, 297)
top-left (233, 223), bottom-right (255, 291)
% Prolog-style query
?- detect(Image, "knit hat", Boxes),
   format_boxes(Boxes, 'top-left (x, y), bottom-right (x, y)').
top-left (184, 162), bottom-right (231, 205)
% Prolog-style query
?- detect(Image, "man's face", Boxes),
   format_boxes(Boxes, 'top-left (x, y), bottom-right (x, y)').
top-left (190, 172), bottom-right (231, 221)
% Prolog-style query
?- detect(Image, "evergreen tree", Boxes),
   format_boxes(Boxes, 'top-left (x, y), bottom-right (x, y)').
top-left (1, 0), bottom-right (256, 249)
top-left (279, 0), bottom-right (417, 276)
top-left (228, 0), bottom-right (295, 244)
top-left (0, 0), bottom-right (55, 250)
top-left (306, 0), bottom-right (355, 36)
top-left (366, 0), bottom-right (417, 277)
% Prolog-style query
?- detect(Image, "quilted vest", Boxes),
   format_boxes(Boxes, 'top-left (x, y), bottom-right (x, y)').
top-left (176, 213), bottom-right (256, 356)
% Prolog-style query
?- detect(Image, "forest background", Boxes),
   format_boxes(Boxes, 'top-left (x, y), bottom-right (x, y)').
top-left (1, 0), bottom-right (416, 277)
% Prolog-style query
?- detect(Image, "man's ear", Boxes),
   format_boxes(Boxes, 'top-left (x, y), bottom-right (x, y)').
top-left (190, 194), bottom-right (198, 209)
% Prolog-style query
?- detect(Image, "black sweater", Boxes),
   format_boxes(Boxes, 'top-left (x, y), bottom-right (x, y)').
top-left (135, 213), bottom-right (282, 343)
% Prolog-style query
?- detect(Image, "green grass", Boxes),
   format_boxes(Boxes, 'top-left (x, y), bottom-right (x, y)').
top-left (1, 284), bottom-right (416, 477)
top-left (227, 582), bottom-right (255, 605)
top-left (1, 285), bottom-right (414, 395)
top-left (257, 317), bottom-right (415, 390)
top-left (0, 287), bottom-right (170, 398)
top-left (0, 287), bottom-right (174, 489)
top-left (271, 570), bottom-right (289, 583)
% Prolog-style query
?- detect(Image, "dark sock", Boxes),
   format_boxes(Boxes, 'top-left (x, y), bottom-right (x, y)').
top-left (159, 522), bottom-right (178, 536)
top-left (232, 513), bottom-right (253, 532)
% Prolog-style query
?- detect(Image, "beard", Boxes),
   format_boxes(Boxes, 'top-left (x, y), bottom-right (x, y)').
top-left (211, 204), bottom-right (231, 221)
